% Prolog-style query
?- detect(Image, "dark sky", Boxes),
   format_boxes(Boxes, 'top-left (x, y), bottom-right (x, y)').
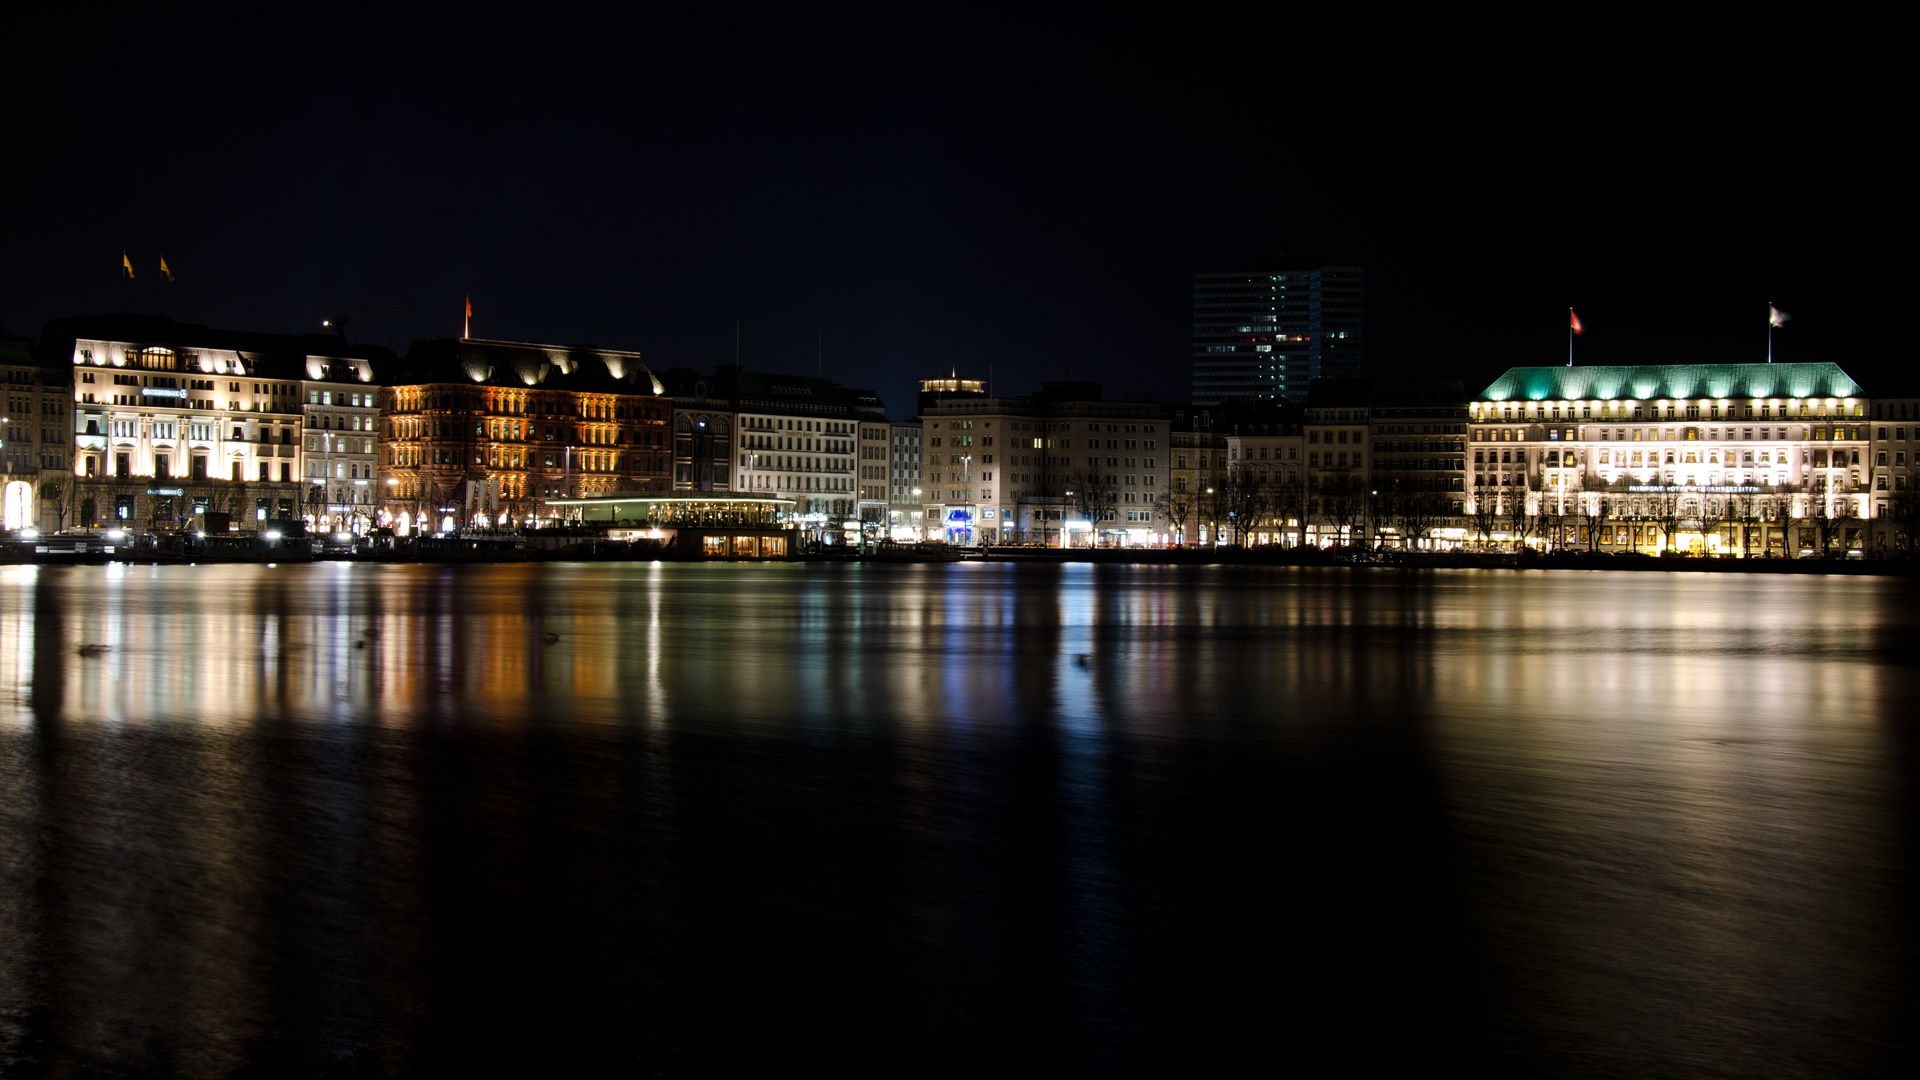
top-left (7, 12), bottom-right (1909, 414)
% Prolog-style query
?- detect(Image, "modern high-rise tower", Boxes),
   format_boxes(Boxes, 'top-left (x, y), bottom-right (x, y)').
top-left (1190, 258), bottom-right (1364, 404)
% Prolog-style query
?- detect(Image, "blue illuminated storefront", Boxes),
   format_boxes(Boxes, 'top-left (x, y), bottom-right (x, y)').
top-left (944, 507), bottom-right (973, 545)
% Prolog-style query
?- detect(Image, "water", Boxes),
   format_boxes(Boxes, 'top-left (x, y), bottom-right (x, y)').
top-left (2, 562), bottom-right (1915, 1077)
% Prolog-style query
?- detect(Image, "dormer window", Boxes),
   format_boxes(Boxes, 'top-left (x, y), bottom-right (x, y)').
top-left (135, 347), bottom-right (178, 371)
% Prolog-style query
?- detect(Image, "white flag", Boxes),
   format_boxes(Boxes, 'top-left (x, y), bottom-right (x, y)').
top-left (1769, 305), bottom-right (1792, 328)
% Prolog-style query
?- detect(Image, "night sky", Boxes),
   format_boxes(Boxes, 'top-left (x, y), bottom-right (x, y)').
top-left (7, 13), bottom-right (1908, 414)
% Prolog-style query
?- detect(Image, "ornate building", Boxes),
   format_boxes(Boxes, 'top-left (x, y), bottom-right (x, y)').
top-left (376, 338), bottom-right (668, 531)
top-left (1471, 363), bottom-right (1870, 554)
top-left (39, 315), bottom-right (387, 533)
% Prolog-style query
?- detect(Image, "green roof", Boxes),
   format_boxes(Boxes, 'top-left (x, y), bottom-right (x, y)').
top-left (1478, 363), bottom-right (1864, 402)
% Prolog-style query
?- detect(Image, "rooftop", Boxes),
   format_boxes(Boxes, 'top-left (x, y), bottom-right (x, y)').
top-left (1478, 363), bottom-right (1865, 402)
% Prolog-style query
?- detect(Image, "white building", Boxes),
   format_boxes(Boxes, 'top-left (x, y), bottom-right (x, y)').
top-left (1471, 363), bottom-right (1870, 555)
top-left (43, 315), bottom-right (388, 533)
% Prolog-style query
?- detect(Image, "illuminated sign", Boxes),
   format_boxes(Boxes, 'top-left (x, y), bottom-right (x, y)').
top-left (945, 509), bottom-right (972, 522)
top-left (1627, 485), bottom-right (1762, 493)
top-left (146, 487), bottom-right (183, 495)
top-left (142, 388), bottom-right (188, 399)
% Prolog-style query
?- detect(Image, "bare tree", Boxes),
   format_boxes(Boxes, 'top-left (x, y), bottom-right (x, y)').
top-left (1647, 479), bottom-right (1685, 553)
top-left (38, 476), bottom-right (74, 532)
top-left (1503, 485), bottom-right (1533, 550)
top-left (1890, 484), bottom-right (1920, 558)
top-left (1828, 486), bottom-right (1860, 557)
top-left (1064, 467), bottom-right (1118, 546)
top-left (1726, 491), bottom-right (1758, 558)
top-left (1270, 471), bottom-right (1308, 549)
top-left (1394, 489), bottom-right (1449, 550)
top-left (1318, 474), bottom-right (1365, 550)
top-left (304, 481), bottom-right (327, 529)
top-left (1162, 474), bottom-right (1195, 545)
top-left (1763, 491), bottom-right (1796, 558)
top-left (1696, 494), bottom-right (1726, 556)
top-left (1803, 481), bottom-right (1839, 557)
top-left (1579, 492), bottom-right (1610, 553)
top-left (1221, 466), bottom-right (1267, 546)
top-left (1468, 485), bottom-right (1499, 548)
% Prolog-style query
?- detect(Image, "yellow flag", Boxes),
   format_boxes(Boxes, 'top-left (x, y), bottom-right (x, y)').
top-left (160, 257), bottom-right (175, 282)
top-left (122, 252), bottom-right (134, 278)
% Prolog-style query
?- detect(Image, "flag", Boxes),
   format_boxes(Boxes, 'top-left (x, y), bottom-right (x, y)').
top-left (160, 257), bottom-right (175, 282)
top-left (122, 253), bottom-right (134, 278)
top-left (466, 296), bottom-right (472, 318)
top-left (1570, 309), bottom-right (1584, 335)
top-left (1769, 305), bottom-right (1791, 328)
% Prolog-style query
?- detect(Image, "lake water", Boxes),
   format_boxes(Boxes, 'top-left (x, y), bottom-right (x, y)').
top-left (2, 562), bottom-right (1916, 1076)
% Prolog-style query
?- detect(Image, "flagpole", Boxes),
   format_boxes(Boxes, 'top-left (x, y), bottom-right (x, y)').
top-left (1568, 307), bottom-right (1574, 367)
top-left (1767, 302), bottom-right (1772, 363)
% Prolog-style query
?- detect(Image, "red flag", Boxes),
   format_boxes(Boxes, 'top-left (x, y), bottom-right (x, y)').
top-left (1570, 309), bottom-right (1584, 334)
top-left (466, 296), bottom-right (473, 318)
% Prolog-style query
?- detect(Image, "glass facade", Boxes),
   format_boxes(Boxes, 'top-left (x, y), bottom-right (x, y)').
top-left (1191, 264), bottom-right (1364, 405)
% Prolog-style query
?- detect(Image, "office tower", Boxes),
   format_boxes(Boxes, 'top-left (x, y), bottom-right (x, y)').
top-left (1191, 257), bottom-right (1364, 405)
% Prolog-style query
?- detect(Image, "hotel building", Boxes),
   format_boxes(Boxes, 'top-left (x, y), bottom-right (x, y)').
top-left (1471, 363), bottom-right (1870, 554)
top-left (41, 315), bottom-right (388, 533)
top-left (377, 337), bottom-right (669, 531)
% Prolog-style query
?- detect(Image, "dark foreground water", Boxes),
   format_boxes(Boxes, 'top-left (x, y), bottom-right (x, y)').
top-left (1, 563), bottom-right (1916, 1077)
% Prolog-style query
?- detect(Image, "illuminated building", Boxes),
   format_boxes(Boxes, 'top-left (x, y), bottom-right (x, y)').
top-left (920, 379), bottom-right (1173, 545)
top-left (1472, 363), bottom-right (1870, 555)
top-left (2, 326), bottom-right (70, 533)
top-left (41, 315), bottom-right (387, 533)
top-left (1216, 400), bottom-right (1305, 546)
top-left (376, 337), bottom-right (668, 531)
top-left (657, 366), bottom-right (888, 531)
top-left (856, 419), bottom-right (891, 526)
top-left (1302, 379), bottom-right (1374, 545)
top-left (1168, 408), bottom-right (1230, 544)
top-left (540, 492), bottom-right (796, 559)
top-left (1191, 258), bottom-right (1365, 405)
top-left (888, 419), bottom-right (923, 538)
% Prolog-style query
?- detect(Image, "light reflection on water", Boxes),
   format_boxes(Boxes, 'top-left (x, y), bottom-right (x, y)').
top-left (0, 562), bottom-right (1915, 1076)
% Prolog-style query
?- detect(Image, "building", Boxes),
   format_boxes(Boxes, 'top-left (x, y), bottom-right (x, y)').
top-left (1868, 373), bottom-right (1920, 553)
top-left (1471, 363), bottom-right (1870, 555)
top-left (1367, 380), bottom-right (1469, 548)
top-left (887, 419), bottom-right (924, 538)
top-left (856, 418), bottom-right (891, 525)
top-left (298, 355), bottom-right (382, 532)
top-left (920, 379), bottom-right (1173, 545)
top-left (1219, 400), bottom-right (1306, 546)
top-left (1303, 378), bottom-right (1374, 545)
top-left (3, 326), bottom-right (72, 534)
top-left (656, 365), bottom-right (888, 536)
top-left (41, 314), bottom-right (388, 534)
top-left (1167, 408), bottom-right (1230, 544)
top-left (1191, 258), bottom-right (1364, 405)
top-left (377, 337), bottom-right (669, 532)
